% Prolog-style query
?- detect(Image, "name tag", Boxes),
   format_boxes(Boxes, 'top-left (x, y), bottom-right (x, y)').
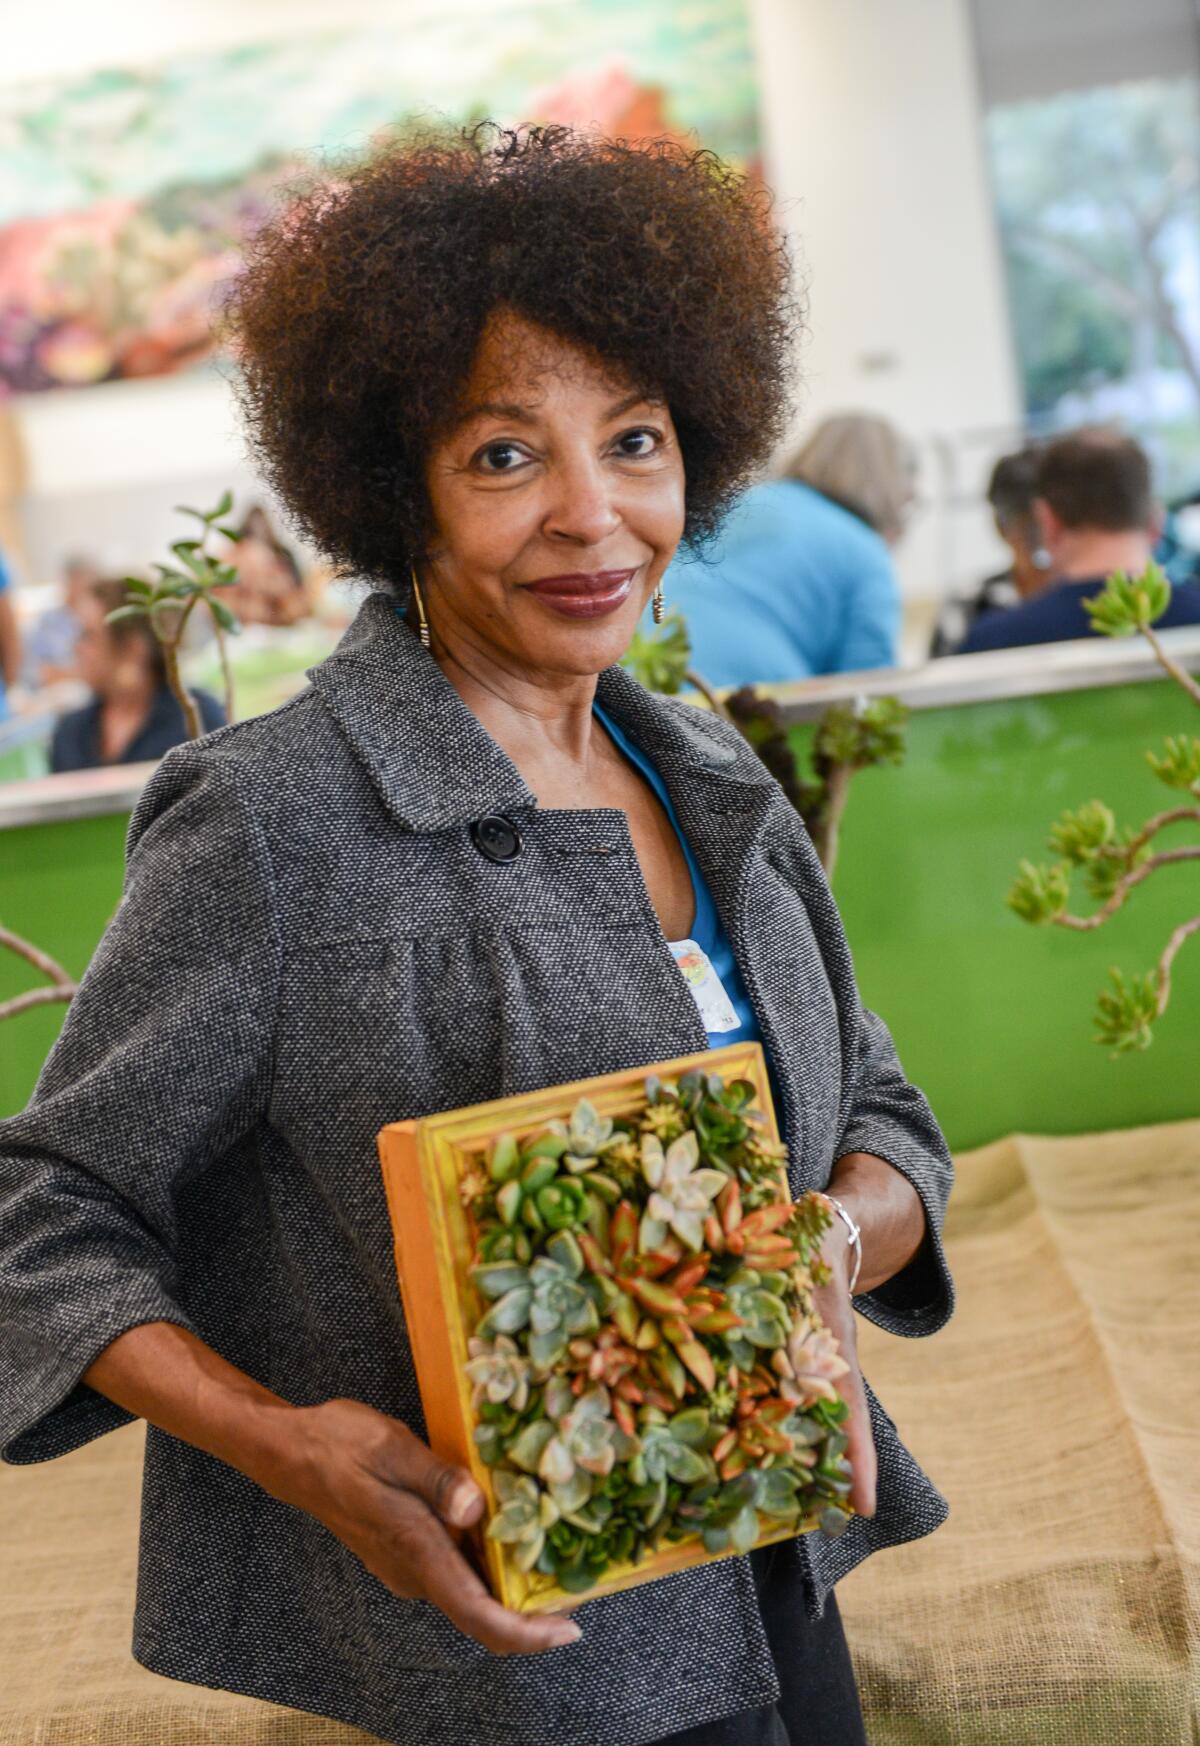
top-left (670, 939), bottom-right (740, 1034)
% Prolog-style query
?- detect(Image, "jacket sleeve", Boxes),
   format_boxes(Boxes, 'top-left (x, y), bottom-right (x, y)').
top-left (0, 745), bottom-right (280, 1463)
top-left (835, 1004), bottom-right (955, 1339)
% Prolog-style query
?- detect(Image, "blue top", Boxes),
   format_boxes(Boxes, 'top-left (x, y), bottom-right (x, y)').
top-left (593, 701), bottom-right (760, 1048)
top-left (657, 478), bottom-right (901, 686)
top-left (957, 574), bottom-right (1200, 654)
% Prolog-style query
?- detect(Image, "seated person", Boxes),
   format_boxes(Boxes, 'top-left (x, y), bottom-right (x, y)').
top-left (50, 580), bottom-right (225, 774)
top-left (223, 505), bottom-right (310, 627)
top-left (21, 554), bottom-right (98, 687)
top-left (930, 446), bottom-right (1047, 656)
top-left (954, 429), bottom-right (1200, 655)
top-left (0, 546), bottom-right (19, 721)
top-left (658, 412), bottom-right (913, 686)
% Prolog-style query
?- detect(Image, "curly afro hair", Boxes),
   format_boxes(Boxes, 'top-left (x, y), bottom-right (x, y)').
top-left (226, 123), bottom-right (798, 594)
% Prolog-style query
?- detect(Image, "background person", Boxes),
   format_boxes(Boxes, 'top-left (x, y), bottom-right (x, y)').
top-left (21, 553), bottom-right (100, 689)
top-left (659, 411), bottom-right (913, 688)
top-left (49, 579), bottom-right (225, 773)
top-left (221, 505), bottom-right (310, 627)
top-left (930, 446), bottom-right (1049, 656)
top-left (0, 546), bottom-right (22, 721)
top-left (1, 128), bottom-right (953, 1746)
top-left (954, 428), bottom-right (1200, 654)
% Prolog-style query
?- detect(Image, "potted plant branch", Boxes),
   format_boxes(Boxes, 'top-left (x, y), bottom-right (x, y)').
top-left (1008, 562), bottom-right (1200, 1052)
top-left (622, 611), bottom-right (909, 879)
top-left (107, 492), bottom-right (244, 738)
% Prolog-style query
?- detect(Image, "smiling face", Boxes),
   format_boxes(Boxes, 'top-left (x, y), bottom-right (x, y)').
top-left (421, 310), bottom-right (686, 680)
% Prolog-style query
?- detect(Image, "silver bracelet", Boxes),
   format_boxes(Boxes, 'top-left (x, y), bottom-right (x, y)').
top-left (822, 1193), bottom-right (863, 1294)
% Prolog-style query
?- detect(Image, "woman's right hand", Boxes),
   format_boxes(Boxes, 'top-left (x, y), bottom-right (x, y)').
top-left (279, 1397), bottom-right (582, 1656)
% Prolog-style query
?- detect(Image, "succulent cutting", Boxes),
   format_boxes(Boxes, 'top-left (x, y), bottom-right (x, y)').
top-left (459, 1067), bottom-right (854, 1597)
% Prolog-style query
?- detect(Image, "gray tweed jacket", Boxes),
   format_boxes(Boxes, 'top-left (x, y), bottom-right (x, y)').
top-left (0, 593), bottom-right (953, 1746)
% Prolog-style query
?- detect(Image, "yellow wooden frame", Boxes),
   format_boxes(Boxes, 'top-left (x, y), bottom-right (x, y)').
top-left (377, 1041), bottom-right (823, 1614)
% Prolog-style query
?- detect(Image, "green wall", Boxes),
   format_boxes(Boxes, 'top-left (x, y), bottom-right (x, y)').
top-left (1, 813), bottom-right (128, 1115)
top-left (2, 674), bottom-right (1198, 1148)
top-left (824, 676), bottom-right (1199, 1149)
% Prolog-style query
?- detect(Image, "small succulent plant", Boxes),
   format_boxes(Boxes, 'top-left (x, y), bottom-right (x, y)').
top-left (487, 1471), bottom-right (560, 1572)
top-left (527, 1233), bottom-right (601, 1367)
top-left (638, 1130), bottom-right (726, 1253)
top-left (772, 1316), bottom-right (851, 1407)
top-left (547, 1099), bottom-right (615, 1172)
top-left (463, 1334), bottom-right (533, 1412)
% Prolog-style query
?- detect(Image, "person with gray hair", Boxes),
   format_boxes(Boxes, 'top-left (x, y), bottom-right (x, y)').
top-left (659, 412), bottom-right (914, 687)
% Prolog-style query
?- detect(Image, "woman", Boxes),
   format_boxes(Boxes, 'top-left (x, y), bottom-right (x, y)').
top-left (49, 580), bottom-right (225, 773)
top-left (0, 128), bottom-right (952, 1746)
top-left (663, 413), bottom-right (915, 687)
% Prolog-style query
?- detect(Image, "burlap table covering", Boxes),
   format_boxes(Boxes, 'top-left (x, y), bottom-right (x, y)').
top-left (839, 1118), bottom-right (1199, 1745)
top-left (1, 1120), bottom-right (1196, 1745)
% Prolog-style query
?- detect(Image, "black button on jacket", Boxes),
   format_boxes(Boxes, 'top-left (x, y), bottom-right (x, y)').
top-left (0, 593), bottom-right (954, 1746)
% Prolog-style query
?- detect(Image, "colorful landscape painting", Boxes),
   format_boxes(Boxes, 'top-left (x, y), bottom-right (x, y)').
top-left (0, 0), bottom-right (761, 396)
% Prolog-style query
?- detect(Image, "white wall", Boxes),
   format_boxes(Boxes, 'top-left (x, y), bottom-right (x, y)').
top-left (749, 0), bottom-right (1022, 599)
top-left (5, 0), bottom-right (1020, 598)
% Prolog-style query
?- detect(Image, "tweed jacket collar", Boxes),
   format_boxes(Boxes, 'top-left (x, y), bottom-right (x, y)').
top-left (308, 590), bottom-right (773, 831)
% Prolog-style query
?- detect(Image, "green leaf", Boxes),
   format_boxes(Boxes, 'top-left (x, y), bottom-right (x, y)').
top-left (151, 565), bottom-right (197, 596)
top-left (489, 1133), bottom-right (522, 1183)
top-left (171, 542), bottom-right (207, 579)
top-left (216, 525), bottom-right (242, 541)
top-left (470, 1262), bottom-right (529, 1300)
top-left (207, 596), bottom-right (240, 634)
top-left (211, 488), bottom-right (234, 521)
top-left (121, 577), bottom-right (154, 598)
top-left (507, 1419), bottom-right (556, 1473)
top-left (104, 603), bottom-right (148, 624)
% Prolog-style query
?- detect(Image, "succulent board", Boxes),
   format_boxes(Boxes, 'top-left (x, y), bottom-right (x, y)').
top-left (377, 1043), bottom-right (853, 1614)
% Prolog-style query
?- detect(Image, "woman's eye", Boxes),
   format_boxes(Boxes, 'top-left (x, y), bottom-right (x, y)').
top-left (475, 441), bottom-right (529, 474)
top-left (615, 427), bottom-right (661, 458)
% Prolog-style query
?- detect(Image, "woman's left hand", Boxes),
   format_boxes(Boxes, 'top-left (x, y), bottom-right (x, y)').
top-left (810, 1225), bottom-right (877, 1518)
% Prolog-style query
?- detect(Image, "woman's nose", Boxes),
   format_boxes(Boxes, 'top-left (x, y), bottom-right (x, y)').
top-left (542, 455), bottom-right (622, 545)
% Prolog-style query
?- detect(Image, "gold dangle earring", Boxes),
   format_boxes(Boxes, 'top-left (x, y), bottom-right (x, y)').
top-left (410, 566), bottom-right (431, 649)
top-left (652, 581), bottom-right (665, 625)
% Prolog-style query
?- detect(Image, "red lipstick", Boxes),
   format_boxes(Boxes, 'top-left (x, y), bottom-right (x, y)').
top-left (523, 569), bottom-right (636, 619)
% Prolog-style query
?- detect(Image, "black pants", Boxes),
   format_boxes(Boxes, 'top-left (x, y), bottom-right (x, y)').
top-left (653, 1541), bottom-right (867, 1746)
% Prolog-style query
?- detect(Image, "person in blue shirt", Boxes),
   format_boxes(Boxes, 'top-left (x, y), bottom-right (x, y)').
top-left (955, 428), bottom-right (1200, 655)
top-left (50, 579), bottom-right (224, 773)
top-left (657, 413), bottom-right (914, 687)
top-left (0, 545), bottom-right (22, 722)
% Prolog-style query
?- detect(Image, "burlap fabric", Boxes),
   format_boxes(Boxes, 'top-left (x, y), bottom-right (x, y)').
top-left (1, 1120), bottom-right (1195, 1745)
top-left (839, 1118), bottom-right (1199, 1746)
